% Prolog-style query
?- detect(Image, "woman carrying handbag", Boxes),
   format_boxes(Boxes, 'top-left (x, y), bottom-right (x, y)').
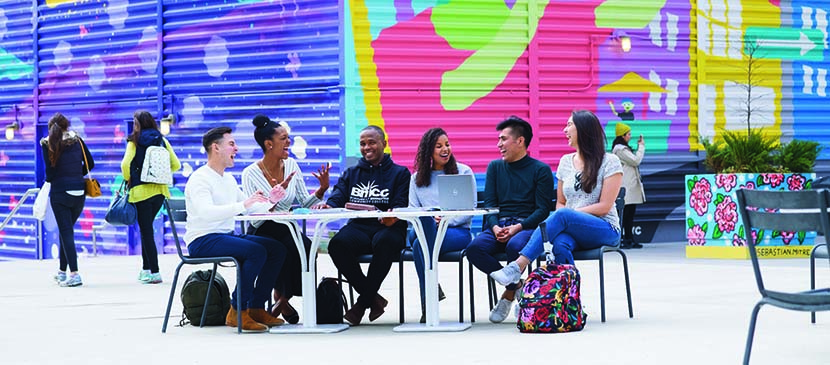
top-left (120, 111), bottom-right (181, 284)
top-left (40, 113), bottom-right (94, 287)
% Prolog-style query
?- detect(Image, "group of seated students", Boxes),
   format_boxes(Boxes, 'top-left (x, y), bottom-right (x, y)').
top-left (182, 110), bottom-right (623, 332)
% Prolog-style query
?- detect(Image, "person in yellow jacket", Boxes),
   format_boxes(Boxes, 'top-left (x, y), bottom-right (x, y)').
top-left (120, 111), bottom-right (181, 283)
top-left (611, 122), bottom-right (645, 249)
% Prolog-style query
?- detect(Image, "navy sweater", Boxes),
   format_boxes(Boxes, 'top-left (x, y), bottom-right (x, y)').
top-left (483, 154), bottom-right (554, 231)
top-left (327, 154), bottom-right (410, 225)
top-left (41, 133), bottom-right (94, 193)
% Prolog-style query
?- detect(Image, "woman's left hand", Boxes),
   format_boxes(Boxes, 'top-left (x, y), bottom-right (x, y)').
top-left (312, 162), bottom-right (331, 191)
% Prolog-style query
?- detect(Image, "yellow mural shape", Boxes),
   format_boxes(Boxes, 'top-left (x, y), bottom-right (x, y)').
top-left (349, 0), bottom-right (390, 153)
top-left (46, 0), bottom-right (74, 7)
top-left (599, 72), bottom-right (668, 93)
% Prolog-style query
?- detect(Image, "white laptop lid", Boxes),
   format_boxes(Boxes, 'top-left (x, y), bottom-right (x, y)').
top-left (437, 174), bottom-right (476, 211)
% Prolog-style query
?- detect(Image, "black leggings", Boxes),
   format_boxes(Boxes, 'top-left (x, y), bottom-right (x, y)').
top-left (51, 192), bottom-right (85, 272)
top-left (247, 220), bottom-right (311, 298)
top-left (622, 204), bottom-right (638, 241)
top-left (135, 194), bottom-right (165, 273)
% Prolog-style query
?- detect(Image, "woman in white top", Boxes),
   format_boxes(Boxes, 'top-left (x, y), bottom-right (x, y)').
top-left (241, 114), bottom-right (330, 324)
top-left (408, 128), bottom-right (476, 322)
top-left (612, 122), bottom-right (646, 249)
top-left (490, 110), bottom-right (622, 285)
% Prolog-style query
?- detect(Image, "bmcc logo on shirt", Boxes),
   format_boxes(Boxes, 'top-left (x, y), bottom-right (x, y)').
top-left (351, 181), bottom-right (389, 199)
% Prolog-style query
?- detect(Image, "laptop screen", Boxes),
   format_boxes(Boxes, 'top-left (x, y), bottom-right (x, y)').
top-left (437, 174), bottom-right (476, 211)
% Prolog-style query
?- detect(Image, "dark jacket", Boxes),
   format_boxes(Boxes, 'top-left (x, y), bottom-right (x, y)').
top-left (41, 132), bottom-right (94, 193)
top-left (327, 154), bottom-right (410, 225)
top-left (129, 129), bottom-right (166, 188)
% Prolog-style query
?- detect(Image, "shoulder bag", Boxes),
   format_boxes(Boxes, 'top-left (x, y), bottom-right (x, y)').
top-left (79, 138), bottom-right (101, 197)
top-left (105, 181), bottom-right (137, 226)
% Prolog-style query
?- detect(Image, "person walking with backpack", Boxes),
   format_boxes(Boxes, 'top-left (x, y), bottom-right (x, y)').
top-left (612, 122), bottom-right (646, 249)
top-left (120, 110), bottom-right (181, 284)
top-left (40, 113), bottom-right (94, 287)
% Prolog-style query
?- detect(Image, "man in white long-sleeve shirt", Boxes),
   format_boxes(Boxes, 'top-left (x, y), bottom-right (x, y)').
top-left (184, 126), bottom-right (286, 332)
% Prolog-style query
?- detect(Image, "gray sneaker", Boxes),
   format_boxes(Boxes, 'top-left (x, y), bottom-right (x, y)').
top-left (60, 273), bottom-right (83, 287)
top-left (490, 262), bottom-right (522, 286)
top-left (489, 298), bottom-right (513, 323)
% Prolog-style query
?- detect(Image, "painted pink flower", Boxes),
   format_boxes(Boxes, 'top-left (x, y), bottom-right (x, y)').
top-left (762, 173), bottom-right (785, 188)
top-left (732, 233), bottom-right (746, 247)
top-left (780, 231), bottom-right (795, 245)
top-left (690, 178), bottom-right (713, 216)
top-left (715, 195), bottom-right (738, 233)
top-left (787, 174), bottom-right (806, 191)
top-left (716, 174), bottom-right (737, 192)
top-left (740, 181), bottom-right (756, 190)
top-left (687, 224), bottom-right (706, 246)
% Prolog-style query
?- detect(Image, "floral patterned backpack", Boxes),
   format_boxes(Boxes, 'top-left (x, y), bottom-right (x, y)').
top-left (516, 222), bottom-right (587, 333)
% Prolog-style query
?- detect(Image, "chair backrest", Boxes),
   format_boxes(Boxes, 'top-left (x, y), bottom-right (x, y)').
top-left (164, 198), bottom-right (188, 259)
top-left (616, 187), bottom-right (626, 228)
top-left (735, 188), bottom-right (830, 296)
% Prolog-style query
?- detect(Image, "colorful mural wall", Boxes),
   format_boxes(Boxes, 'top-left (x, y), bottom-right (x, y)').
top-left (1, 0), bottom-right (829, 260)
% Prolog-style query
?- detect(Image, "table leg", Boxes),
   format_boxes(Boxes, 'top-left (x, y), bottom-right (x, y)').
top-left (269, 219), bottom-right (348, 334)
top-left (393, 217), bottom-right (471, 332)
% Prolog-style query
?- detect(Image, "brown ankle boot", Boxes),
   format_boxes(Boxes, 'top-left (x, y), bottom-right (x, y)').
top-left (249, 308), bottom-right (285, 327)
top-left (344, 302), bottom-right (366, 326)
top-left (225, 306), bottom-right (238, 327)
top-left (368, 294), bottom-right (388, 322)
top-left (240, 309), bottom-right (269, 332)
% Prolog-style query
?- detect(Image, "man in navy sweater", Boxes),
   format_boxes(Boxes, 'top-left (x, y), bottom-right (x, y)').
top-left (319, 126), bottom-right (411, 325)
top-left (466, 116), bottom-right (554, 323)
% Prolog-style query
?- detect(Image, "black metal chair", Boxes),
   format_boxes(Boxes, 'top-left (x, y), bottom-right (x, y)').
top-left (810, 175), bottom-right (830, 323)
top-left (735, 188), bottom-right (830, 364)
top-left (569, 187), bottom-right (633, 323)
top-left (398, 245), bottom-right (473, 323)
top-left (161, 198), bottom-right (243, 334)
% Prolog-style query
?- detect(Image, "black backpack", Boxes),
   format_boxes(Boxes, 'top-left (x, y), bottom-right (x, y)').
top-left (180, 270), bottom-right (231, 326)
top-left (316, 277), bottom-right (348, 324)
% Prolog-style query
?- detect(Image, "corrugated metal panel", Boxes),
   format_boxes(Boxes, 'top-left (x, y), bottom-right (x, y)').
top-left (35, 0), bottom-right (161, 257)
top-left (162, 0), bottom-right (340, 96)
top-left (0, 0), bottom-right (38, 259)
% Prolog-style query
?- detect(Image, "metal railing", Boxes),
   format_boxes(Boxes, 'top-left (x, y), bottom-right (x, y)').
top-left (0, 188), bottom-right (44, 259)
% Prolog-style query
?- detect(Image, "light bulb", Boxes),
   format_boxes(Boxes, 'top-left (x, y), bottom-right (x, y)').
top-left (5, 127), bottom-right (14, 140)
top-left (620, 36), bottom-right (631, 53)
top-left (160, 120), bottom-right (171, 136)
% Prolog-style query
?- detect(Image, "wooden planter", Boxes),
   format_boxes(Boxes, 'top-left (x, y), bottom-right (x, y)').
top-left (684, 173), bottom-right (817, 259)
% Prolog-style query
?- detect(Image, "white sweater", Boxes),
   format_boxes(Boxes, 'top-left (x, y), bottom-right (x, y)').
top-left (183, 165), bottom-right (268, 244)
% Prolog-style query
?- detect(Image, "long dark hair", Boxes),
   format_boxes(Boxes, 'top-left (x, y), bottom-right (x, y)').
top-left (612, 136), bottom-right (632, 152)
top-left (47, 113), bottom-right (70, 167)
top-left (572, 110), bottom-right (606, 194)
top-left (129, 110), bottom-right (159, 143)
top-left (252, 114), bottom-right (284, 153)
top-left (414, 128), bottom-right (458, 188)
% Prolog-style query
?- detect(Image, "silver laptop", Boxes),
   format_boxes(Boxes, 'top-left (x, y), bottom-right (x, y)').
top-left (437, 174), bottom-right (476, 211)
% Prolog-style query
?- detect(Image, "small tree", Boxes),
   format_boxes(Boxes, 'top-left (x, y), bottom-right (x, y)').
top-left (734, 36), bottom-right (769, 138)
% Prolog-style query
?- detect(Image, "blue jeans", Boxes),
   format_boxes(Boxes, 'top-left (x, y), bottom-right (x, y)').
top-left (408, 217), bottom-right (471, 308)
top-left (465, 218), bottom-right (533, 291)
top-left (520, 208), bottom-right (620, 265)
top-left (188, 233), bottom-right (286, 310)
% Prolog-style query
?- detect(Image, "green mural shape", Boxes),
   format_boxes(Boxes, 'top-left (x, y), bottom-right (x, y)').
top-left (0, 49), bottom-right (33, 81)
top-left (595, 0), bottom-right (667, 29)
top-left (440, 0), bottom-right (550, 111)
top-left (605, 120), bottom-right (670, 154)
top-left (432, 0), bottom-right (511, 50)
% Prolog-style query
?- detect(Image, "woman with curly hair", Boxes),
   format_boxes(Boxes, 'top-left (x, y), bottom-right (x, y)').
top-left (407, 127), bottom-right (476, 323)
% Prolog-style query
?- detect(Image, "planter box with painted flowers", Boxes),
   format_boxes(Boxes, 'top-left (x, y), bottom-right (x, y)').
top-left (685, 129), bottom-right (823, 259)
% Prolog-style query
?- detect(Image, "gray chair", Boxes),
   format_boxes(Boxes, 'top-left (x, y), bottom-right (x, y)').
top-left (735, 188), bottom-right (830, 364)
top-left (810, 243), bottom-right (828, 323)
top-left (161, 198), bottom-right (243, 334)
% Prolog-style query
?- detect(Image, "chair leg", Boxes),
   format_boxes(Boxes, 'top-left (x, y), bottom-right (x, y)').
top-left (617, 250), bottom-right (634, 318)
top-left (743, 301), bottom-right (764, 365)
top-left (810, 254), bottom-right (816, 323)
top-left (201, 264), bottom-right (218, 328)
top-left (487, 277), bottom-right (495, 310)
top-left (598, 252), bottom-right (606, 323)
top-left (399, 256), bottom-right (405, 324)
top-left (234, 261), bottom-right (242, 334)
top-left (468, 260), bottom-right (475, 323)
top-left (458, 259), bottom-right (464, 323)
top-left (161, 261), bottom-right (185, 333)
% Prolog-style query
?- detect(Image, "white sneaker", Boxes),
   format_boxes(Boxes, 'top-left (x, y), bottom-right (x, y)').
top-left (489, 298), bottom-right (513, 323)
top-left (490, 262), bottom-right (522, 286)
